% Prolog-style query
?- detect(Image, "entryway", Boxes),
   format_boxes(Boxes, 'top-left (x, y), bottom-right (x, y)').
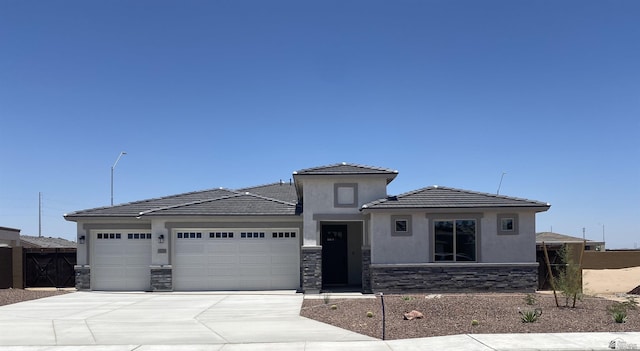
top-left (320, 222), bottom-right (363, 291)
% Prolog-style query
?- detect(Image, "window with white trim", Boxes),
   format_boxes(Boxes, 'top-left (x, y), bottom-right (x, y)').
top-left (497, 214), bottom-right (519, 235)
top-left (391, 215), bottom-right (412, 236)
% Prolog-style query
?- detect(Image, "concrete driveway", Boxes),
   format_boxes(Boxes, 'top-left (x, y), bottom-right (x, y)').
top-left (0, 291), bottom-right (375, 347)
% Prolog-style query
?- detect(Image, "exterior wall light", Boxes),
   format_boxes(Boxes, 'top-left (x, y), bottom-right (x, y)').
top-left (79, 235), bottom-right (86, 244)
top-left (158, 234), bottom-right (164, 244)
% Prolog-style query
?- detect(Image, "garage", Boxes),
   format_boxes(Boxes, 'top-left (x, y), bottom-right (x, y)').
top-left (91, 231), bottom-right (152, 291)
top-left (173, 228), bottom-right (300, 290)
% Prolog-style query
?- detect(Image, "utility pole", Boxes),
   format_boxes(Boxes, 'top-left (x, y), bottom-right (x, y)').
top-left (38, 192), bottom-right (42, 237)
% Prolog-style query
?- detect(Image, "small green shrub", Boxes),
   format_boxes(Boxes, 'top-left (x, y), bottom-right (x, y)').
top-left (524, 293), bottom-right (537, 306)
top-left (471, 319), bottom-right (479, 326)
top-left (608, 296), bottom-right (637, 323)
top-left (330, 304), bottom-right (337, 310)
top-left (519, 308), bottom-right (542, 323)
top-left (366, 311), bottom-right (373, 318)
top-left (612, 311), bottom-right (627, 323)
top-left (401, 296), bottom-right (414, 301)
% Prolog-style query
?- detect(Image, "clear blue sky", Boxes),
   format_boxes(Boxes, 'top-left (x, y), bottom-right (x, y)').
top-left (1, 1), bottom-right (638, 249)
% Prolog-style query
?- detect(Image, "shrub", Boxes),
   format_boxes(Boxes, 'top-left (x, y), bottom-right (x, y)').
top-left (366, 311), bottom-right (373, 318)
top-left (471, 319), bottom-right (479, 326)
top-left (608, 296), bottom-right (637, 323)
top-left (612, 311), bottom-right (627, 323)
top-left (553, 245), bottom-right (582, 307)
top-left (330, 304), bottom-right (337, 310)
top-left (401, 296), bottom-right (414, 301)
top-left (519, 308), bottom-right (542, 323)
top-left (524, 294), bottom-right (537, 306)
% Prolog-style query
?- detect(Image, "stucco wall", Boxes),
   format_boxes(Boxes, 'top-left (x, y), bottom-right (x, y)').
top-left (480, 211), bottom-right (537, 262)
top-left (301, 177), bottom-right (387, 246)
top-left (370, 210), bottom-right (538, 264)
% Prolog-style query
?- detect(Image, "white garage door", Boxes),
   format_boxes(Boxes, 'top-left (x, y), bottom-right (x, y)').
top-left (92, 231), bottom-right (152, 291)
top-left (173, 229), bottom-right (300, 290)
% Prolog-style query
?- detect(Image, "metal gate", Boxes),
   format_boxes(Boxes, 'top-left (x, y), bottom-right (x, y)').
top-left (24, 248), bottom-right (76, 288)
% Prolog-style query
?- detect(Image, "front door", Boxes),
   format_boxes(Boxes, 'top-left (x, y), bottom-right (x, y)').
top-left (321, 224), bottom-right (348, 286)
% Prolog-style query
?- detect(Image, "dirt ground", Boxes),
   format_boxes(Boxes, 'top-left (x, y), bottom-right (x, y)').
top-left (583, 266), bottom-right (640, 297)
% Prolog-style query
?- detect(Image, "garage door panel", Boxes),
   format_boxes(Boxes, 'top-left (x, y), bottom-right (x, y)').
top-left (174, 229), bottom-right (299, 290)
top-left (92, 231), bottom-right (151, 291)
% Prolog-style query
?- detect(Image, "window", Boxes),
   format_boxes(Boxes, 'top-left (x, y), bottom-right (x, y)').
top-left (497, 214), bottom-right (519, 235)
top-left (434, 219), bottom-right (476, 262)
top-left (334, 183), bottom-right (358, 207)
top-left (391, 215), bottom-right (412, 236)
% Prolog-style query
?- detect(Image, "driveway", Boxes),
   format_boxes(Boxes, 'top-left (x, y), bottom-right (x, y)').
top-left (0, 291), bottom-right (375, 347)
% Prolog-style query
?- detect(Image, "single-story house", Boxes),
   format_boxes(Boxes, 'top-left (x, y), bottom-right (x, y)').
top-left (64, 163), bottom-right (550, 293)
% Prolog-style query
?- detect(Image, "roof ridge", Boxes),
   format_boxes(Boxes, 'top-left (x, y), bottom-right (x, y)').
top-left (433, 185), bottom-right (549, 205)
top-left (65, 187), bottom-right (235, 216)
top-left (137, 191), bottom-right (296, 217)
top-left (294, 162), bottom-right (397, 174)
top-left (236, 181), bottom-right (294, 190)
top-left (138, 192), bottom-right (244, 216)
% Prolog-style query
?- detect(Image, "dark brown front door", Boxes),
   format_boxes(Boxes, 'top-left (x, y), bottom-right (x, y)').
top-left (322, 224), bottom-right (348, 286)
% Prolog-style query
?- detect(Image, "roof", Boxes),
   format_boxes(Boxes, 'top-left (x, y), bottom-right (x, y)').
top-left (64, 188), bottom-right (236, 218)
top-left (294, 162), bottom-right (398, 182)
top-left (138, 193), bottom-right (298, 216)
top-left (20, 235), bottom-right (77, 249)
top-left (237, 182), bottom-right (297, 203)
top-left (362, 186), bottom-right (550, 211)
top-left (536, 232), bottom-right (599, 244)
top-left (0, 226), bottom-right (20, 232)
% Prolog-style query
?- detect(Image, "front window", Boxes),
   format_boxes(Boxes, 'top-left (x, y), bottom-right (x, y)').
top-left (434, 219), bottom-right (476, 262)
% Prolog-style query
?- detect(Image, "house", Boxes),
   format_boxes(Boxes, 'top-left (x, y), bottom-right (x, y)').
top-left (64, 163), bottom-right (550, 293)
top-left (20, 236), bottom-right (77, 288)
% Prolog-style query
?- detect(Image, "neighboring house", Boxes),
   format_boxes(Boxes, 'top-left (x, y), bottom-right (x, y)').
top-left (64, 163), bottom-right (550, 293)
top-left (0, 226), bottom-right (20, 247)
top-left (21, 236), bottom-right (77, 288)
top-left (20, 235), bottom-right (78, 249)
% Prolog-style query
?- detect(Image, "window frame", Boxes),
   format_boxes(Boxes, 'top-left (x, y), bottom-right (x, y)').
top-left (497, 213), bottom-right (519, 235)
top-left (334, 183), bottom-right (358, 208)
top-left (427, 213), bottom-right (482, 263)
top-left (391, 215), bottom-right (412, 236)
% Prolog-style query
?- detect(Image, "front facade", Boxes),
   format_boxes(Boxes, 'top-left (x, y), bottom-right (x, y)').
top-left (65, 163), bottom-right (550, 293)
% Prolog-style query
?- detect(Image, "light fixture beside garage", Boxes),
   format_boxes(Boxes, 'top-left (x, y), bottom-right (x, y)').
top-left (158, 235), bottom-right (164, 244)
top-left (78, 235), bottom-right (85, 244)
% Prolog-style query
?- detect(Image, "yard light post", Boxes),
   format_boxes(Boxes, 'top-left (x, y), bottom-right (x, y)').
top-left (111, 151), bottom-right (127, 206)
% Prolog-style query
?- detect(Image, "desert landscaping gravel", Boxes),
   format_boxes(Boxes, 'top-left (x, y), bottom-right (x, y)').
top-left (301, 293), bottom-right (640, 340)
top-left (0, 289), bottom-right (69, 307)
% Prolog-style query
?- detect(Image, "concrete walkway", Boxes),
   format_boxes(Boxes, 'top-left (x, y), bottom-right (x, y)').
top-left (0, 292), bottom-right (638, 350)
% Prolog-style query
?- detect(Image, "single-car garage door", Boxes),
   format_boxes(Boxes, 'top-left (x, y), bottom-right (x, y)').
top-left (92, 231), bottom-right (152, 291)
top-left (173, 229), bottom-right (299, 290)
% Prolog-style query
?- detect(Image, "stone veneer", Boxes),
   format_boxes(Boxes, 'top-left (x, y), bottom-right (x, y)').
top-left (371, 263), bottom-right (538, 293)
top-left (150, 265), bottom-right (172, 291)
top-left (301, 246), bottom-right (322, 293)
top-left (361, 246), bottom-right (372, 293)
top-left (74, 265), bottom-right (91, 290)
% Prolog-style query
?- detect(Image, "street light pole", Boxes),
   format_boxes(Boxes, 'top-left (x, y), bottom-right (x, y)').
top-left (111, 151), bottom-right (127, 206)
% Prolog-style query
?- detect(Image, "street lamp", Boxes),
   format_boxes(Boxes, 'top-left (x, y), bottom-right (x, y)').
top-left (111, 151), bottom-right (127, 206)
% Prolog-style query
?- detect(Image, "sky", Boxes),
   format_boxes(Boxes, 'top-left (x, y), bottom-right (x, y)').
top-left (1, 0), bottom-right (638, 249)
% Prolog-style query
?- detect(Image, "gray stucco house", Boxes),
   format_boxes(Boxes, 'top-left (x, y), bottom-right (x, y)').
top-left (65, 163), bottom-right (550, 293)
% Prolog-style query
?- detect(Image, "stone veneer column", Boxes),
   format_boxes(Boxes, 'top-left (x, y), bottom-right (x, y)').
top-left (301, 246), bottom-right (322, 293)
top-left (74, 265), bottom-right (90, 290)
top-left (150, 265), bottom-right (172, 291)
top-left (361, 246), bottom-right (372, 293)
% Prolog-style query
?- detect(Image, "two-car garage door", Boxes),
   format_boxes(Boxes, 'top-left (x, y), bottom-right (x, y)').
top-left (173, 229), bottom-right (300, 290)
top-left (90, 228), bottom-right (300, 291)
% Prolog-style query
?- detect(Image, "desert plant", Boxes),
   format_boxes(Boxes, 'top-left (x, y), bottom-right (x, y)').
top-left (524, 293), bottom-right (537, 306)
top-left (401, 296), bottom-right (414, 301)
top-left (519, 308), bottom-right (542, 323)
top-left (608, 296), bottom-right (637, 323)
top-left (553, 244), bottom-right (583, 307)
top-left (330, 304), bottom-right (337, 310)
top-left (366, 311), bottom-right (373, 318)
top-left (471, 319), bottom-right (479, 326)
top-left (612, 311), bottom-right (628, 323)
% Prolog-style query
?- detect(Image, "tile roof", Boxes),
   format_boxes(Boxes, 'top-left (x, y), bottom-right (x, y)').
top-left (237, 182), bottom-right (298, 203)
top-left (536, 232), bottom-right (597, 243)
top-left (20, 235), bottom-right (77, 248)
top-left (64, 188), bottom-right (237, 218)
top-left (362, 186), bottom-right (550, 210)
top-left (138, 193), bottom-right (298, 216)
top-left (294, 162), bottom-right (398, 176)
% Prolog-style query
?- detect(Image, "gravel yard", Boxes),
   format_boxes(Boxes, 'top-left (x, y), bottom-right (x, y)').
top-left (301, 293), bottom-right (640, 340)
top-left (0, 289), bottom-right (70, 307)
